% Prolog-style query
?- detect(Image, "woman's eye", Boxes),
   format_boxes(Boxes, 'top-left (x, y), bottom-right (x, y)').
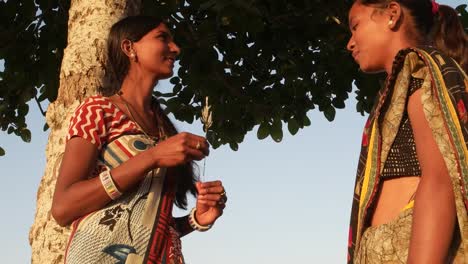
top-left (352, 23), bottom-right (358, 31)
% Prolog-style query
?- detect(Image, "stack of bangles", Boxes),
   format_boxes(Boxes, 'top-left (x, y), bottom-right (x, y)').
top-left (99, 170), bottom-right (122, 200)
top-left (189, 208), bottom-right (212, 232)
top-left (99, 169), bottom-right (217, 232)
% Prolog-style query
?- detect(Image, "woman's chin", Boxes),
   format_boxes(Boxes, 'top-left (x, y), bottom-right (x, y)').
top-left (156, 70), bottom-right (174, 80)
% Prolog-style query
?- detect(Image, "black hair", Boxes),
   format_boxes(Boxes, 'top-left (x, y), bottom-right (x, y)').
top-left (358, 0), bottom-right (467, 72)
top-left (103, 16), bottom-right (197, 209)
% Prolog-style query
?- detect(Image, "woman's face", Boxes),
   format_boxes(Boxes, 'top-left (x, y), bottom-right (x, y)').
top-left (347, 3), bottom-right (392, 73)
top-left (132, 23), bottom-right (180, 79)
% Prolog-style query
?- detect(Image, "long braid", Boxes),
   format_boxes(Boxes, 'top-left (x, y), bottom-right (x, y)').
top-left (377, 48), bottom-right (413, 125)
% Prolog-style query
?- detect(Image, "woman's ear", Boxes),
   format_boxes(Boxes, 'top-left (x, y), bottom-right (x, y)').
top-left (386, 1), bottom-right (403, 30)
top-left (121, 39), bottom-right (137, 61)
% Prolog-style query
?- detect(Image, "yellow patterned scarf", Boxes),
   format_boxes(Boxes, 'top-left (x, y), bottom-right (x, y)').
top-left (348, 47), bottom-right (468, 263)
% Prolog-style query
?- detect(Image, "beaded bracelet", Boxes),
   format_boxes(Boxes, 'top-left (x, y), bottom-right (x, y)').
top-left (188, 208), bottom-right (212, 232)
top-left (99, 170), bottom-right (122, 200)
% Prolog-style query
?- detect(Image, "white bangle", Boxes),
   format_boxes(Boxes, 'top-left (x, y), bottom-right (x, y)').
top-left (188, 208), bottom-right (212, 232)
top-left (99, 170), bottom-right (122, 200)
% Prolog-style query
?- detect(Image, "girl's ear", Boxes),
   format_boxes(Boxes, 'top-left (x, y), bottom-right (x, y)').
top-left (386, 1), bottom-right (403, 30)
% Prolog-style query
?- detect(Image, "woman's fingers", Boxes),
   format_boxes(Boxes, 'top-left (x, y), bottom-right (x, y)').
top-left (178, 132), bottom-right (210, 156)
top-left (183, 147), bottom-right (206, 161)
top-left (198, 193), bottom-right (223, 201)
top-left (198, 185), bottom-right (224, 195)
top-left (198, 200), bottom-right (219, 207)
top-left (197, 181), bottom-right (227, 208)
top-left (153, 132), bottom-right (210, 166)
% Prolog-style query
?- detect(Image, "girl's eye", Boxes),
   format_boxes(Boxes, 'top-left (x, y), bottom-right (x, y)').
top-left (352, 23), bottom-right (358, 31)
top-left (157, 34), bottom-right (169, 41)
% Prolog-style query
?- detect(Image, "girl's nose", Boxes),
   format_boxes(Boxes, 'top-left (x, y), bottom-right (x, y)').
top-left (347, 37), bottom-right (355, 52)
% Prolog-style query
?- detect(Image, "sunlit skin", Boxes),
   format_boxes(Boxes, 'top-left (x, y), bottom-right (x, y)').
top-left (52, 23), bottom-right (226, 229)
top-left (347, 3), bottom-right (418, 74)
top-left (347, 2), bottom-right (456, 263)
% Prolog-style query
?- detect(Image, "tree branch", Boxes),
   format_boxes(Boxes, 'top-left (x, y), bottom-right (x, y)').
top-left (34, 93), bottom-right (46, 116)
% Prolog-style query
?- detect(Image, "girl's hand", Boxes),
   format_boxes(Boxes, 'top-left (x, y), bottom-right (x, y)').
top-left (151, 132), bottom-right (209, 167)
top-left (195, 181), bottom-right (227, 226)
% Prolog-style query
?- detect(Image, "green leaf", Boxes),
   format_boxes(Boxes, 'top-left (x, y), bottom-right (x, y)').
top-left (257, 122), bottom-right (270, 140)
top-left (20, 128), bottom-right (31, 142)
top-left (270, 119), bottom-right (283, 142)
top-left (0, 147), bottom-right (5, 156)
top-left (324, 105), bottom-right (336, 121)
top-left (456, 5), bottom-right (468, 29)
top-left (170, 77), bottom-right (180, 85)
top-left (18, 103), bottom-right (29, 116)
top-left (303, 116), bottom-right (311, 127)
top-left (287, 118), bottom-right (299, 135)
top-left (206, 131), bottom-right (216, 144)
top-left (229, 142), bottom-right (239, 151)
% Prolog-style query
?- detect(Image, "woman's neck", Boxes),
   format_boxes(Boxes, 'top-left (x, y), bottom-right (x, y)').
top-left (119, 72), bottom-right (158, 112)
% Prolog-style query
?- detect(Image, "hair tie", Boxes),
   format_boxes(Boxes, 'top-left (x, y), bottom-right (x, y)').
top-left (431, 0), bottom-right (439, 15)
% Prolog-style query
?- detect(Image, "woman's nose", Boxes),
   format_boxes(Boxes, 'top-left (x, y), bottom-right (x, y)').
top-left (347, 37), bottom-right (355, 52)
top-left (170, 42), bottom-right (181, 56)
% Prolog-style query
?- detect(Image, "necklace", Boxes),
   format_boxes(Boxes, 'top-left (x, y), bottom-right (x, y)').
top-left (117, 91), bottom-right (162, 145)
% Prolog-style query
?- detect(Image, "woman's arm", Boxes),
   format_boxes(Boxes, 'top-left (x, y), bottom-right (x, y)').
top-left (52, 132), bottom-right (209, 227)
top-left (173, 216), bottom-right (194, 237)
top-left (407, 89), bottom-right (457, 263)
top-left (172, 181), bottom-right (227, 236)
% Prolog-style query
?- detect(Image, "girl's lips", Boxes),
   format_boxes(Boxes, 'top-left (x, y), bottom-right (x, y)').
top-left (165, 56), bottom-right (175, 62)
top-left (352, 51), bottom-right (359, 60)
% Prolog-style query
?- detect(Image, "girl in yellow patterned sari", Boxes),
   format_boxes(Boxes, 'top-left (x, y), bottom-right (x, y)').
top-left (346, 1), bottom-right (467, 263)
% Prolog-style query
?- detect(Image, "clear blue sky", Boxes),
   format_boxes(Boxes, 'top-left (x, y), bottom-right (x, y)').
top-left (0, 1), bottom-right (464, 263)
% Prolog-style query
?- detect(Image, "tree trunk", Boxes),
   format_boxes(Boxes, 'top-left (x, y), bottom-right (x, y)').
top-left (29, 1), bottom-right (141, 263)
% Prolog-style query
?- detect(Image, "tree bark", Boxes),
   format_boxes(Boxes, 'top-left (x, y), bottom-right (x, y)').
top-left (29, 1), bottom-right (141, 263)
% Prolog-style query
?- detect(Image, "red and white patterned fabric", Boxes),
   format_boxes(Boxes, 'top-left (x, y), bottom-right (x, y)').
top-left (64, 95), bottom-right (185, 264)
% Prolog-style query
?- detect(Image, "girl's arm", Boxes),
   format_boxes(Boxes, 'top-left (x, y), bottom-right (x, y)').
top-left (407, 89), bottom-right (457, 263)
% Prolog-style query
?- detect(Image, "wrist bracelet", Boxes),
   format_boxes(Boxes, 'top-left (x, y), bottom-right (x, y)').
top-left (99, 169), bottom-right (122, 200)
top-left (188, 208), bottom-right (212, 232)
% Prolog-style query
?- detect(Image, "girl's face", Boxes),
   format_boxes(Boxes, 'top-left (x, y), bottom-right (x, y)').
top-left (347, 2), bottom-right (393, 73)
top-left (132, 23), bottom-right (180, 79)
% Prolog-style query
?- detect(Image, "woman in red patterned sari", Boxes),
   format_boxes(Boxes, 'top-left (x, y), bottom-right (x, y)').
top-left (51, 16), bottom-right (227, 264)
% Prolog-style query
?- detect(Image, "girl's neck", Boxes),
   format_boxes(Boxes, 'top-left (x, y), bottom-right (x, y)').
top-left (384, 36), bottom-right (423, 75)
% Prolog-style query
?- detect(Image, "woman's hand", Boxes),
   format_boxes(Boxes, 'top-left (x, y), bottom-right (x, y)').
top-left (151, 132), bottom-right (209, 167)
top-left (195, 181), bottom-right (227, 226)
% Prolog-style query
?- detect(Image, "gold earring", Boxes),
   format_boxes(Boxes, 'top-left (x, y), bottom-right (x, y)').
top-left (388, 20), bottom-right (393, 26)
top-left (130, 52), bottom-right (137, 61)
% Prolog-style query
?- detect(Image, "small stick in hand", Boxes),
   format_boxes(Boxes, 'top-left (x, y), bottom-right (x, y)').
top-left (200, 96), bottom-right (212, 181)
